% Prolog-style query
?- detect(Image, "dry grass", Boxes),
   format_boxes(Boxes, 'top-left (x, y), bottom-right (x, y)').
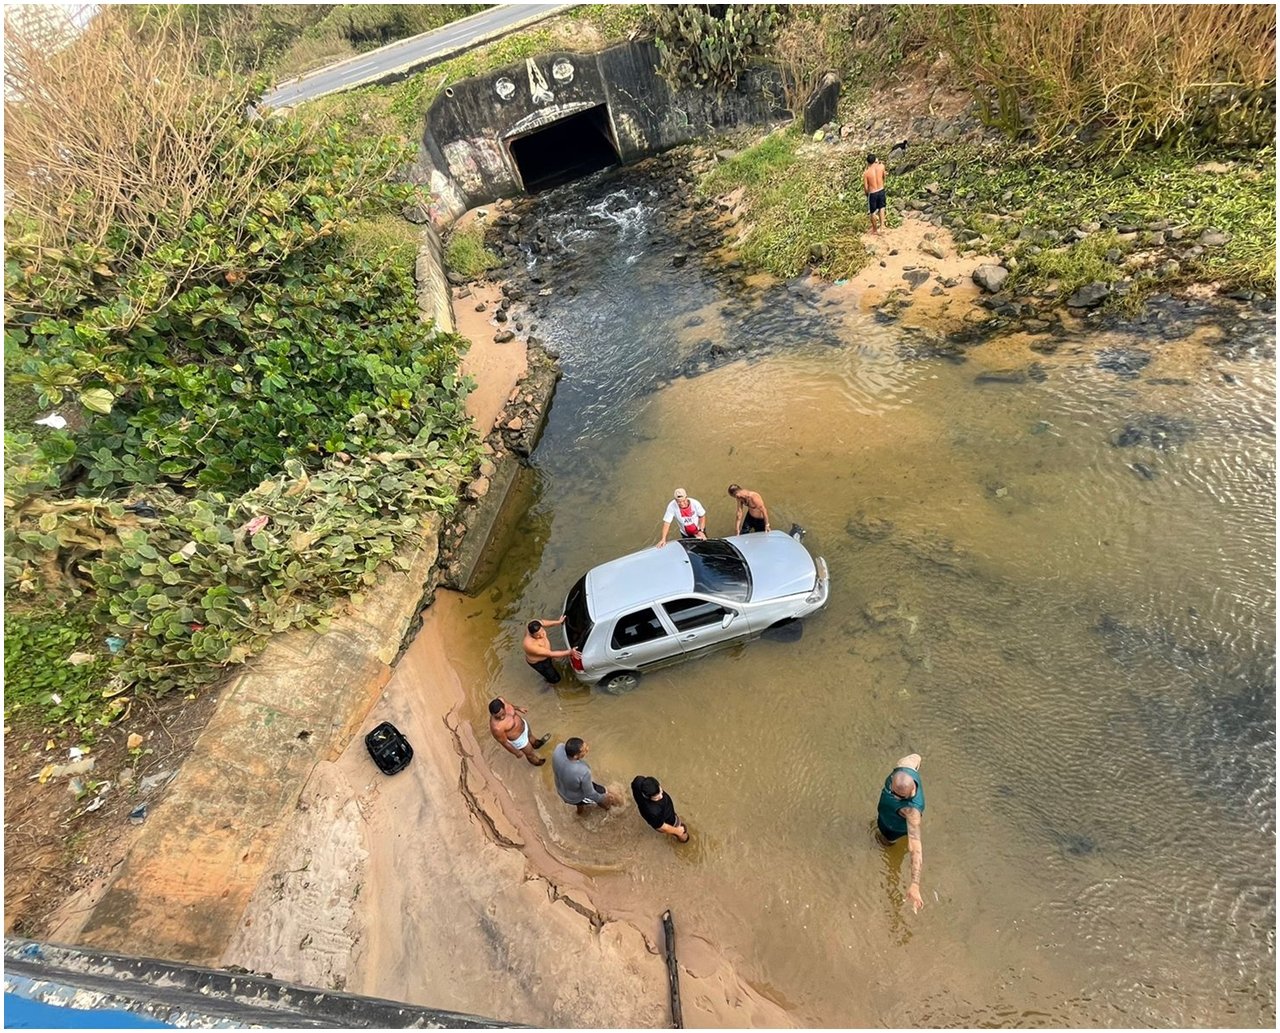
top-left (914, 4), bottom-right (1276, 154)
top-left (3, 8), bottom-right (312, 309)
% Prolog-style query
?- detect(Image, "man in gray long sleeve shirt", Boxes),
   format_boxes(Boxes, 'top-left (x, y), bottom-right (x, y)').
top-left (552, 737), bottom-right (619, 814)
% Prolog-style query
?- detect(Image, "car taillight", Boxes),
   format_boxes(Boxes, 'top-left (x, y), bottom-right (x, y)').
top-left (569, 651), bottom-right (584, 672)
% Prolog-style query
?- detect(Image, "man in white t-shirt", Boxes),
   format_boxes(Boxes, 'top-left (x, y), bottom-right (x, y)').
top-left (657, 487), bottom-right (706, 547)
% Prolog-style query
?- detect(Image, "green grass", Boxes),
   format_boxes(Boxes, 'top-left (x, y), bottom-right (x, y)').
top-left (295, 5), bottom-right (650, 143)
top-left (892, 141), bottom-right (1277, 303)
top-left (701, 130), bottom-right (872, 281)
top-left (444, 223), bottom-right (500, 279)
top-left (568, 4), bottom-right (649, 40)
top-left (341, 215), bottom-right (422, 267)
top-left (703, 130), bottom-right (800, 193)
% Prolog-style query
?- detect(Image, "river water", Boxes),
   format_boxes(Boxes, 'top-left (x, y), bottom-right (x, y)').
top-left (442, 171), bottom-right (1276, 1026)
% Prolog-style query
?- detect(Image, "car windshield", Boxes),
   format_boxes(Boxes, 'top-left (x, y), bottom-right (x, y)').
top-left (679, 538), bottom-right (751, 602)
top-left (564, 574), bottom-right (593, 649)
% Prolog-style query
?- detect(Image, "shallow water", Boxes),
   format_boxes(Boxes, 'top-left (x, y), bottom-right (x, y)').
top-left (447, 172), bottom-right (1276, 1026)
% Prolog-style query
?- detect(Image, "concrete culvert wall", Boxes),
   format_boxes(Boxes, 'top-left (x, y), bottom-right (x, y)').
top-left (421, 40), bottom-right (791, 220)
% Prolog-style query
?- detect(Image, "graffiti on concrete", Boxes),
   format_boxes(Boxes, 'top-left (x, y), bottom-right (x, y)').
top-left (612, 110), bottom-right (649, 154)
top-left (442, 138), bottom-right (509, 195)
top-left (527, 58), bottom-right (554, 105)
top-left (506, 100), bottom-right (598, 139)
top-left (551, 59), bottom-right (575, 84)
top-left (494, 77), bottom-right (516, 101)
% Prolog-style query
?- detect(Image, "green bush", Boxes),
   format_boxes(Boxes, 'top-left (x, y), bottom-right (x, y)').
top-left (4, 12), bottom-right (479, 702)
top-left (4, 607), bottom-right (118, 730)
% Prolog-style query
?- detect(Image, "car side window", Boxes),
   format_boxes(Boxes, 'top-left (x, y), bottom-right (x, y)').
top-left (610, 607), bottom-right (668, 649)
top-left (663, 598), bottom-right (733, 632)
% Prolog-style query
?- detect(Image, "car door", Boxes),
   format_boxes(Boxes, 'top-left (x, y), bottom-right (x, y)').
top-left (606, 605), bottom-right (680, 671)
top-left (661, 596), bottom-right (747, 659)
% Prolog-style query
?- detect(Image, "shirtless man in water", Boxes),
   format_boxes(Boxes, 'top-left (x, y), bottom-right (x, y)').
top-left (523, 616), bottom-right (578, 685)
top-left (728, 484), bottom-right (770, 534)
top-left (488, 696), bottom-right (550, 766)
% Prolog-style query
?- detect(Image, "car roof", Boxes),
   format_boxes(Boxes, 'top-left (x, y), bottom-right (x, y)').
top-left (585, 544), bottom-right (695, 620)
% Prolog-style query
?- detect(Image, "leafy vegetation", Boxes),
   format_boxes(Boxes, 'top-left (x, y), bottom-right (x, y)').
top-left (650, 4), bottom-right (780, 90)
top-left (4, 607), bottom-right (114, 730)
top-left (4, 9), bottom-right (478, 714)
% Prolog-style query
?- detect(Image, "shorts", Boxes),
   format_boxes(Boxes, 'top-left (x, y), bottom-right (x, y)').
top-left (679, 526), bottom-right (701, 539)
top-left (877, 819), bottom-right (905, 843)
top-left (528, 657), bottom-right (562, 684)
top-left (868, 189), bottom-right (887, 214)
top-left (575, 782), bottom-right (608, 806)
top-left (509, 719), bottom-right (530, 750)
top-left (741, 514), bottom-right (766, 533)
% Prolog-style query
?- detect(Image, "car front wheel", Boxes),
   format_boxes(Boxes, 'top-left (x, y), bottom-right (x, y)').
top-left (599, 670), bottom-right (641, 693)
top-left (762, 618), bottom-right (804, 643)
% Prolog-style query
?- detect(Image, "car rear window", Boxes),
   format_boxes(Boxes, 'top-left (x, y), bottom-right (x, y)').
top-left (564, 575), bottom-right (593, 650)
top-left (679, 539), bottom-right (751, 602)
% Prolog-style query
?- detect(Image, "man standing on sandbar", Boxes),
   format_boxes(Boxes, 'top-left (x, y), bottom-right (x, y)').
top-left (488, 696), bottom-right (550, 766)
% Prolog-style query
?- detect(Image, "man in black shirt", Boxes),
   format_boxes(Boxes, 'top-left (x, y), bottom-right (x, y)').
top-left (630, 776), bottom-right (689, 842)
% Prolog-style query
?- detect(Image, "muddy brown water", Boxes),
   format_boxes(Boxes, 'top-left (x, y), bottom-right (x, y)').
top-left (443, 174), bottom-right (1275, 1026)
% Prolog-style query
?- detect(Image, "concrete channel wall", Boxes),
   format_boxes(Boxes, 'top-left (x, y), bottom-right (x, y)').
top-left (421, 39), bottom-right (790, 217)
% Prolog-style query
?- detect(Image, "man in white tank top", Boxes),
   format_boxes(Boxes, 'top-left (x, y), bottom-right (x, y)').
top-left (657, 487), bottom-right (706, 547)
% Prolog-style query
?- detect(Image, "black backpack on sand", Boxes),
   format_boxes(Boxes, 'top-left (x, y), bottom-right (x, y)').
top-left (365, 721), bottom-right (413, 775)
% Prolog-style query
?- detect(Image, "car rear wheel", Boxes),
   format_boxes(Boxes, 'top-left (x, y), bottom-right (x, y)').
top-left (599, 670), bottom-right (641, 693)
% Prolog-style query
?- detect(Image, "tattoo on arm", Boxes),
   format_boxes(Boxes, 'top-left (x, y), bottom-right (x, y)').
top-left (906, 810), bottom-right (923, 884)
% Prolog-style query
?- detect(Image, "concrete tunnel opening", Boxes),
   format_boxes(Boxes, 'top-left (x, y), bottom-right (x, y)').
top-left (509, 104), bottom-right (621, 193)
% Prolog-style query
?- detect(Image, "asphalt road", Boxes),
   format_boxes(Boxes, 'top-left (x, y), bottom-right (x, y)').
top-left (262, 3), bottom-right (578, 109)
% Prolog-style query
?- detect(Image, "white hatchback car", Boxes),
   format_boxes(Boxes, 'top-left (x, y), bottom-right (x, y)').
top-left (560, 531), bottom-right (829, 690)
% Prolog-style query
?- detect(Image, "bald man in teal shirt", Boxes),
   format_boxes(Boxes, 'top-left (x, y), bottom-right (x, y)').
top-left (877, 752), bottom-right (925, 912)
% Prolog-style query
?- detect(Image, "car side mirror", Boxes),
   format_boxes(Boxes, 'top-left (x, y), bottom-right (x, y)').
top-left (721, 612), bottom-right (736, 629)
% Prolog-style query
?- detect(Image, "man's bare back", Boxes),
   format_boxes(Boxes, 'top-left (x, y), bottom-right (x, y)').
top-left (863, 161), bottom-right (886, 193)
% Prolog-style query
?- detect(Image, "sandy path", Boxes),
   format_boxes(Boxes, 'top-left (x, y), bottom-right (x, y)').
top-left (453, 279), bottom-right (527, 434)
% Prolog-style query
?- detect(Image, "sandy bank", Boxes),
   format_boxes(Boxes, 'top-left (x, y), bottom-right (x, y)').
top-left (223, 597), bottom-right (792, 1027)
